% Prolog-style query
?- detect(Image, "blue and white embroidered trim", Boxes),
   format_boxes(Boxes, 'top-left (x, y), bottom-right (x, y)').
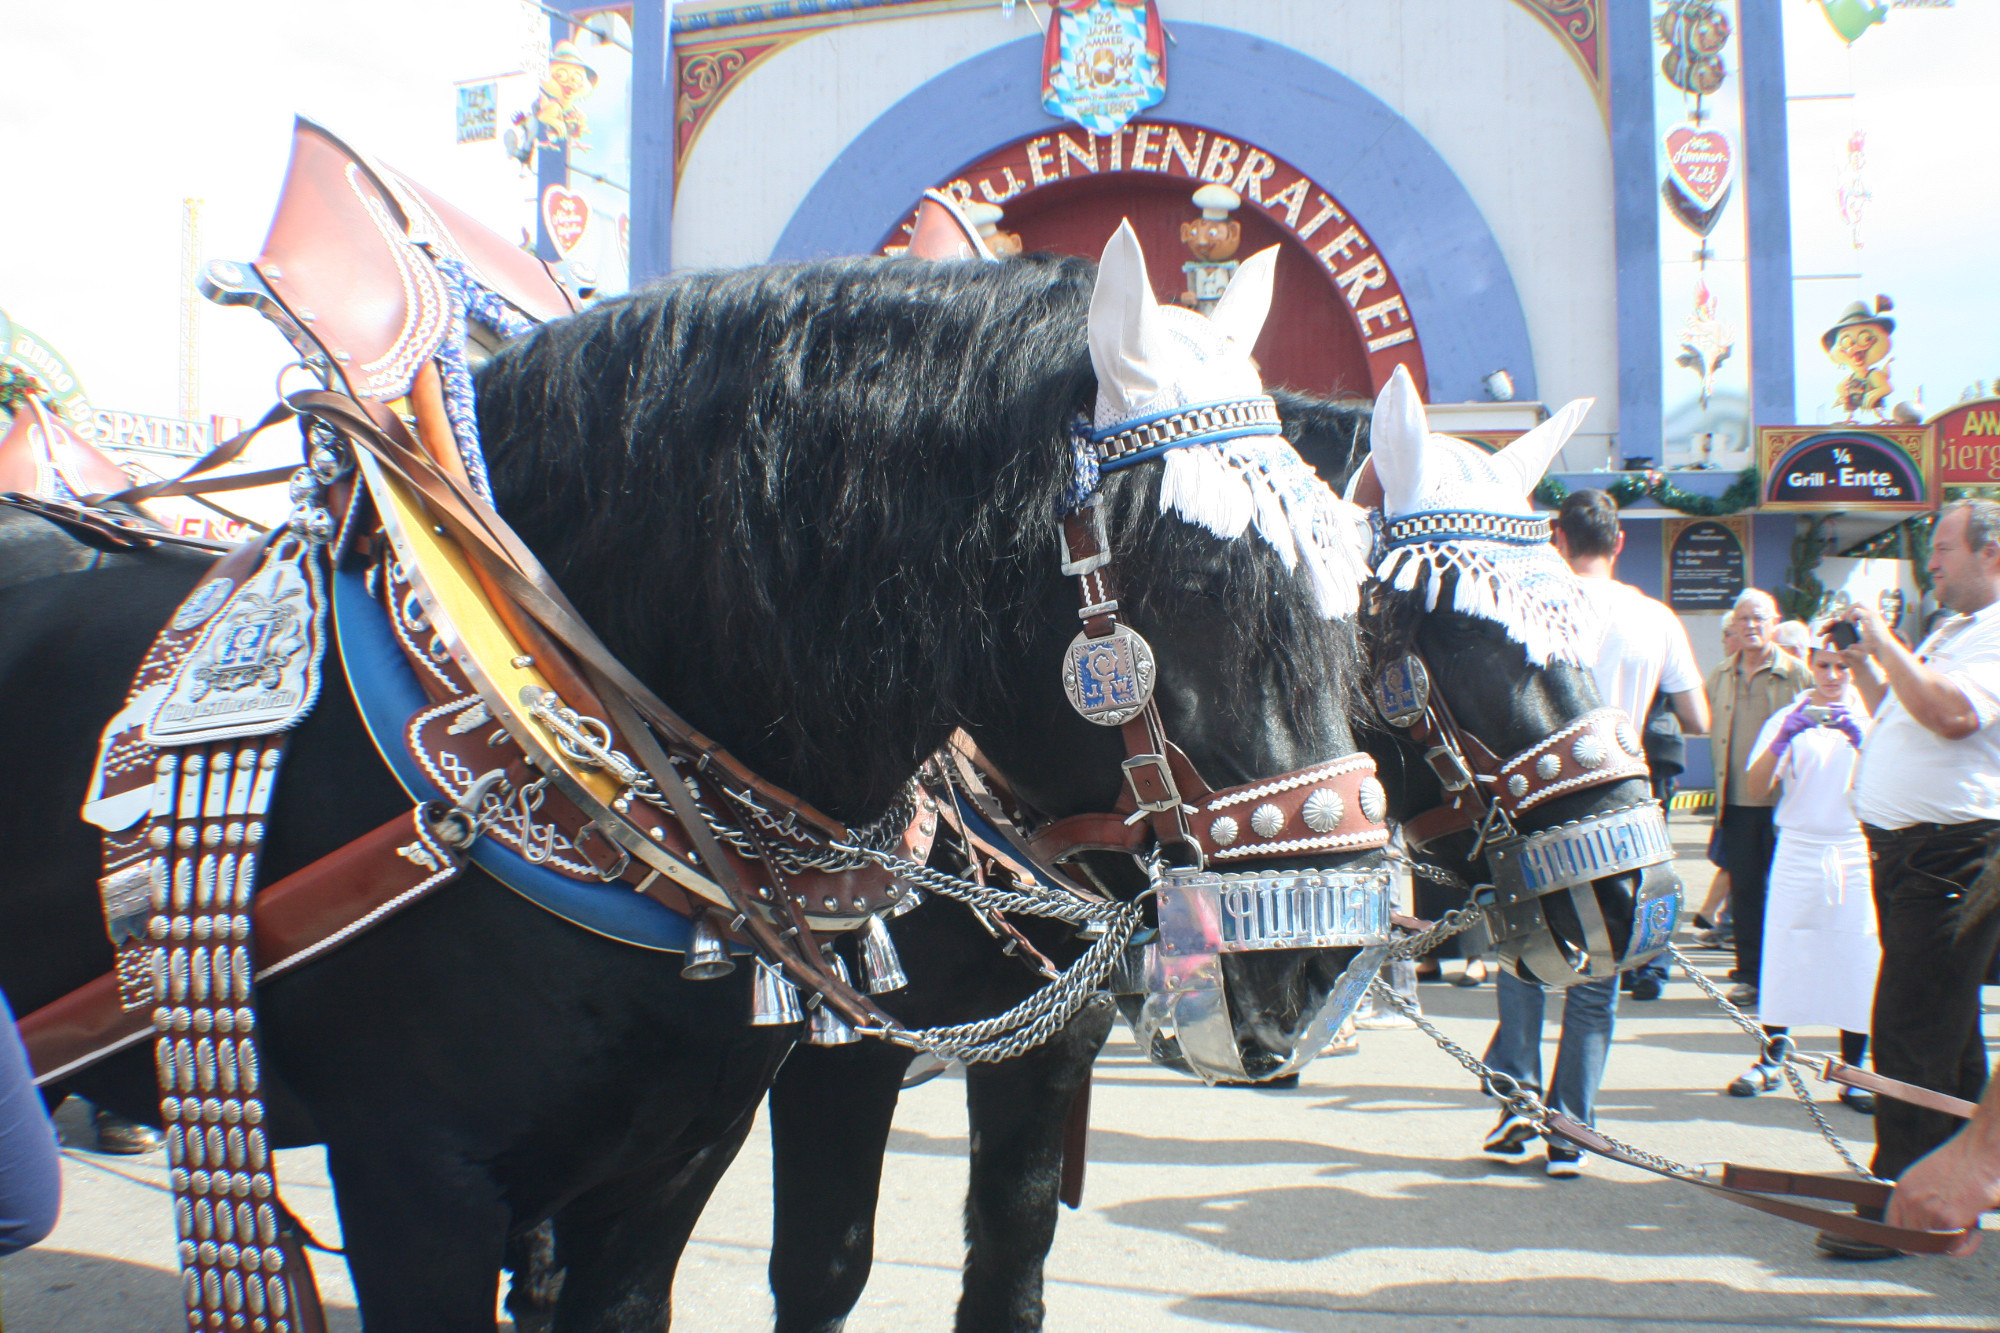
top-left (428, 253), bottom-right (538, 505)
top-left (1088, 397), bottom-right (1282, 471)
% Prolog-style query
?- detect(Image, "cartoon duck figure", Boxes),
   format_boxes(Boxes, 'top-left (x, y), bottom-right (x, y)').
top-left (1822, 295), bottom-right (1896, 423)
top-left (533, 39), bottom-right (599, 150)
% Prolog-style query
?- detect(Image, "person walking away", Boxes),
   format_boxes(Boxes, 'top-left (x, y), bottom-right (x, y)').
top-left (1694, 614), bottom-right (1747, 945)
top-left (1706, 590), bottom-right (1813, 1002)
top-left (1725, 632), bottom-right (1878, 1106)
top-left (1827, 499), bottom-right (2000, 1259)
top-left (1480, 491), bottom-right (1710, 1178)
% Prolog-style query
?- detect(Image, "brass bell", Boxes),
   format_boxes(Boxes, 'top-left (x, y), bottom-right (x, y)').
top-left (680, 910), bottom-right (736, 981)
top-left (859, 915), bottom-right (908, 994)
top-left (749, 959), bottom-right (803, 1026)
top-left (806, 951), bottom-right (860, 1046)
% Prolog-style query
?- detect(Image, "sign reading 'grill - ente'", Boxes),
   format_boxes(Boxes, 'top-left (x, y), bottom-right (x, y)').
top-left (1758, 425), bottom-right (1935, 512)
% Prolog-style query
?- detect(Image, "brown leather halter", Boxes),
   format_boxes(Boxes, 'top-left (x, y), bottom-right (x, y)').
top-left (1026, 498), bottom-right (1390, 873)
top-left (1377, 647), bottom-right (1649, 855)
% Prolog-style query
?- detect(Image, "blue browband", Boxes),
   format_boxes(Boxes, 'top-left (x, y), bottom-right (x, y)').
top-left (1086, 396), bottom-right (1283, 473)
top-left (1382, 509), bottom-right (1552, 549)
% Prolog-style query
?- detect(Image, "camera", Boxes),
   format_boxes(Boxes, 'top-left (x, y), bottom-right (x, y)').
top-left (1803, 705), bottom-right (1836, 726)
top-left (1824, 620), bottom-right (1861, 650)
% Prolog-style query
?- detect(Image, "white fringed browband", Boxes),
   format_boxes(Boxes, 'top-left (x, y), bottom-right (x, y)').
top-left (1376, 533), bottom-right (1603, 668)
top-left (1079, 397), bottom-right (1373, 622)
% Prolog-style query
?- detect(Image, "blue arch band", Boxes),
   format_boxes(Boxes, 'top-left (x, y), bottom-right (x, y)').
top-left (770, 23), bottom-right (1536, 404)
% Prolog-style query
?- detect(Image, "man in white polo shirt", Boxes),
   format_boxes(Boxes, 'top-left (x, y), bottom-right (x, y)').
top-left (1828, 499), bottom-right (2000, 1258)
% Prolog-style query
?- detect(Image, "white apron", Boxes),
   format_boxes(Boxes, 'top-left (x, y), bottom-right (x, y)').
top-left (1758, 827), bottom-right (1880, 1032)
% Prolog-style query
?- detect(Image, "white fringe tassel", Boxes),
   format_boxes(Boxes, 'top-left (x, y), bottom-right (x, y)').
top-left (1377, 542), bottom-right (1604, 668)
top-left (1157, 436), bottom-right (1373, 620)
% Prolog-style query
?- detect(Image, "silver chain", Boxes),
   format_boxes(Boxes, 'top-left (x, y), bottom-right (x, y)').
top-left (1665, 944), bottom-right (1885, 1182)
top-left (1369, 944), bottom-right (1884, 1183)
top-left (863, 899), bottom-right (1146, 1063)
top-left (1368, 978), bottom-right (1702, 1178)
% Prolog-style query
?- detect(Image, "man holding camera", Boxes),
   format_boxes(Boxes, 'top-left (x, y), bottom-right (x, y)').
top-left (1832, 499), bottom-right (2000, 1258)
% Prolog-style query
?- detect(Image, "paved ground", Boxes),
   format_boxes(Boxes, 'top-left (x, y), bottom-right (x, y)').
top-left (5, 814), bottom-right (1997, 1331)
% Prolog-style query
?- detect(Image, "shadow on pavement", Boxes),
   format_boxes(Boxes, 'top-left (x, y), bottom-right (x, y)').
top-left (0, 1251), bottom-right (364, 1333)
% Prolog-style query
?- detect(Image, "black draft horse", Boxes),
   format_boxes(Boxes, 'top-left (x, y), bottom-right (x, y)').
top-left (752, 390), bottom-right (1662, 1333)
top-left (0, 253), bottom-right (1373, 1332)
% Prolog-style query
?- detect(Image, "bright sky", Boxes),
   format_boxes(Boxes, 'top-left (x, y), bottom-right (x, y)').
top-left (1, 0), bottom-right (538, 425)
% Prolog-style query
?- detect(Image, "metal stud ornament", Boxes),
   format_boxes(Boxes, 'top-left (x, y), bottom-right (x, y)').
top-left (1301, 789), bottom-right (1344, 834)
top-left (1535, 753), bottom-right (1562, 782)
top-left (1507, 773), bottom-right (1529, 799)
top-left (1250, 804), bottom-right (1285, 839)
top-left (1573, 734), bottom-right (1607, 770)
top-left (1209, 815), bottom-right (1240, 847)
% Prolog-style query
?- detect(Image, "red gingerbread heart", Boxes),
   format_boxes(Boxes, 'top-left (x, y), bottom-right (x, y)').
top-left (541, 185), bottom-right (590, 255)
top-left (1664, 124), bottom-right (1735, 212)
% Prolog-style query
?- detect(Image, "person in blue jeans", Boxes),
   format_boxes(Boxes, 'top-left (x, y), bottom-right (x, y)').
top-left (1, 986), bottom-right (62, 1255)
top-left (1481, 969), bottom-right (1621, 1176)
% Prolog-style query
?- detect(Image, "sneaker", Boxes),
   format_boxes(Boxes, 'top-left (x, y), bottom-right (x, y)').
top-left (1726, 983), bottom-right (1759, 1004)
top-left (1629, 974), bottom-right (1663, 1001)
top-left (1483, 1110), bottom-right (1539, 1158)
top-left (1544, 1145), bottom-right (1585, 1178)
top-left (1727, 1063), bottom-right (1782, 1097)
top-left (1838, 1086), bottom-right (1878, 1115)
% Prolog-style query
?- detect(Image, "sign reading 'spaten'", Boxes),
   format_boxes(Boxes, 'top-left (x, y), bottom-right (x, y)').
top-left (1759, 425), bottom-right (1934, 512)
top-left (1157, 868), bottom-right (1394, 956)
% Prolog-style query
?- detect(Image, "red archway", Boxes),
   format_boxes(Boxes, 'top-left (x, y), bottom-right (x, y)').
top-left (879, 121), bottom-right (1428, 401)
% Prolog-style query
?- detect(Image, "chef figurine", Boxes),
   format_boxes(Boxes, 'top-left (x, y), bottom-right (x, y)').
top-left (1179, 183), bottom-right (1243, 313)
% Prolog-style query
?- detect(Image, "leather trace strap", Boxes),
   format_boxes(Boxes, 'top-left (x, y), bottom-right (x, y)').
top-left (1542, 1112), bottom-right (1976, 1256)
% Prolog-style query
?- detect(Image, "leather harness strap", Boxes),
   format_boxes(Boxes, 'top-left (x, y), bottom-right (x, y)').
top-left (1542, 1112), bottom-right (1975, 1255)
top-left (1820, 1059), bottom-right (1979, 1120)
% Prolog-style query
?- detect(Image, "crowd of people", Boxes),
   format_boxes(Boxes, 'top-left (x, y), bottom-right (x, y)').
top-left (1475, 491), bottom-right (2000, 1259)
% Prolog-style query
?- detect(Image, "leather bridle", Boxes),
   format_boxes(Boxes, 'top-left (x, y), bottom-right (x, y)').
top-left (1024, 450), bottom-right (1391, 877)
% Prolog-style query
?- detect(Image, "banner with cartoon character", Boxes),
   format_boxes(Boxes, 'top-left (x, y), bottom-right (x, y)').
top-left (534, 11), bottom-right (632, 297)
top-left (1041, 0), bottom-right (1166, 137)
top-left (1652, 1), bottom-right (1752, 473)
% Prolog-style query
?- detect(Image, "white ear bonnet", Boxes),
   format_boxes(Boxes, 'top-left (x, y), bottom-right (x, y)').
top-left (1365, 364), bottom-right (1602, 666)
top-left (1074, 221), bottom-right (1372, 620)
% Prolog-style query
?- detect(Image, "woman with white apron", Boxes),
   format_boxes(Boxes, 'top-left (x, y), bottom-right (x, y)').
top-left (1725, 633), bottom-right (1880, 1112)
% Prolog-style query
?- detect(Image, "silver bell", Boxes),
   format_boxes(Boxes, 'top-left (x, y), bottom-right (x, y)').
top-left (807, 952), bottom-right (860, 1046)
top-left (680, 910), bottom-right (736, 981)
top-left (749, 959), bottom-right (803, 1026)
top-left (859, 915), bottom-right (908, 994)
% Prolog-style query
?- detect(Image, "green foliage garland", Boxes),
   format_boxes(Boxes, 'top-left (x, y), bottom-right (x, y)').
top-left (0, 364), bottom-right (45, 416)
top-left (1533, 467), bottom-right (1760, 516)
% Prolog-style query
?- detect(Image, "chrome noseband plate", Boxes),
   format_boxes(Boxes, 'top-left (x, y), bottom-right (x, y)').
top-left (1123, 865), bottom-right (1399, 1085)
top-left (1484, 802), bottom-right (1682, 986)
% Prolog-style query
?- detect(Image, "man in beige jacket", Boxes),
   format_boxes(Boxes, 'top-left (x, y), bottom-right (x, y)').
top-left (1706, 589), bottom-right (1813, 1005)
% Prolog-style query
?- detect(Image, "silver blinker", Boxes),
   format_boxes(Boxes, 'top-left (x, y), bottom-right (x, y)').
top-left (680, 910), bottom-right (736, 981)
top-left (748, 959), bottom-right (803, 1025)
top-left (858, 915), bottom-right (908, 994)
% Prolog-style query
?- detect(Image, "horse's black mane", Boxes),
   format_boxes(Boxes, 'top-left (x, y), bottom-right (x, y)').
top-left (475, 254), bottom-right (1359, 820)
top-left (1271, 386), bottom-right (1370, 490)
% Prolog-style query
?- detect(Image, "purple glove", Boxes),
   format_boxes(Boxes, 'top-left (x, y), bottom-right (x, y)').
top-left (1767, 705), bottom-right (1816, 759)
top-left (1827, 704), bottom-right (1865, 749)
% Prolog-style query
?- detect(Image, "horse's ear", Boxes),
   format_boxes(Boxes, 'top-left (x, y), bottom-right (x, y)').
top-left (1492, 397), bottom-right (1595, 495)
top-left (1368, 363), bottom-right (1429, 516)
top-left (1088, 219), bottom-right (1168, 413)
top-left (903, 189), bottom-right (995, 262)
top-left (1207, 245), bottom-right (1278, 350)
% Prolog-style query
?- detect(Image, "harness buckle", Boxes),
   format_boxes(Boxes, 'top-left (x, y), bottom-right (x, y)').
top-left (1058, 496), bottom-right (1112, 577)
top-left (573, 821), bottom-right (633, 883)
top-left (1424, 744), bottom-right (1474, 792)
top-left (1122, 753), bottom-right (1183, 814)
